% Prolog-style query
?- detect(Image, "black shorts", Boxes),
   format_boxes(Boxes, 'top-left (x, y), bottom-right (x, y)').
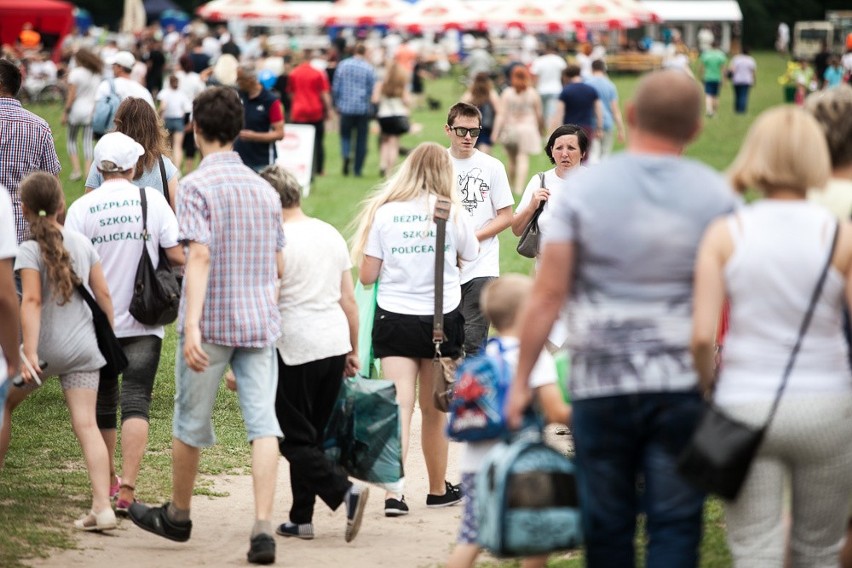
top-left (182, 113), bottom-right (197, 158)
top-left (372, 306), bottom-right (464, 360)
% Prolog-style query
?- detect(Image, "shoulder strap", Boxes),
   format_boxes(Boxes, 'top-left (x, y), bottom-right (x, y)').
top-left (158, 157), bottom-right (170, 206)
top-left (763, 221), bottom-right (839, 426)
top-left (108, 77), bottom-right (117, 96)
top-left (138, 186), bottom-right (149, 238)
top-left (433, 197), bottom-right (451, 352)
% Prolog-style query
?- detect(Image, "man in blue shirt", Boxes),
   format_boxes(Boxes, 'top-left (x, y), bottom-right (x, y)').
top-left (234, 67), bottom-right (285, 173)
top-left (551, 65), bottom-right (603, 150)
top-left (585, 60), bottom-right (626, 163)
top-left (332, 44), bottom-right (375, 177)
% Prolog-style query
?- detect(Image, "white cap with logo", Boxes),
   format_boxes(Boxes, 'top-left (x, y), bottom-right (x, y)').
top-left (94, 132), bottom-right (145, 173)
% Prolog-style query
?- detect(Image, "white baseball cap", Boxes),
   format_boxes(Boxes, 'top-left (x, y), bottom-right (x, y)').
top-left (94, 132), bottom-right (145, 173)
top-left (110, 51), bottom-right (136, 70)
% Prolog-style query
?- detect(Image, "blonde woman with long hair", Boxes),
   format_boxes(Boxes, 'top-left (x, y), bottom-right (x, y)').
top-left (373, 61), bottom-right (412, 177)
top-left (351, 142), bottom-right (478, 517)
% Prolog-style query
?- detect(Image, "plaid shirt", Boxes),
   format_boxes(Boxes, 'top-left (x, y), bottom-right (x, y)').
top-left (177, 151), bottom-right (285, 347)
top-left (332, 56), bottom-right (376, 116)
top-left (0, 98), bottom-right (61, 244)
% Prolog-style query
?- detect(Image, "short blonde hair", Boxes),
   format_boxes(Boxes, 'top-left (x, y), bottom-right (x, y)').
top-left (728, 105), bottom-right (831, 196)
top-left (480, 274), bottom-right (533, 333)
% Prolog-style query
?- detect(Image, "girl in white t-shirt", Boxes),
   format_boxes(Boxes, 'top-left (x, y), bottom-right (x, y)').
top-left (351, 142), bottom-right (479, 517)
top-left (157, 75), bottom-right (192, 168)
top-left (62, 48), bottom-right (102, 181)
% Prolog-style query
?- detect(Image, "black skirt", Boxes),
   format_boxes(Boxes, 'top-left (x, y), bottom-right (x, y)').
top-left (372, 305), bottom-right (465, 360)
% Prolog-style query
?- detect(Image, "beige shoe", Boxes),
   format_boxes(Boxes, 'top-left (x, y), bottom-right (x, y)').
top-left (74, 508), bottom-right (117, 532)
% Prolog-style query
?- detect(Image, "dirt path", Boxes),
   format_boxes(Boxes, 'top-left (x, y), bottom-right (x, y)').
top-left (28, 408), bottom-right (465, 568)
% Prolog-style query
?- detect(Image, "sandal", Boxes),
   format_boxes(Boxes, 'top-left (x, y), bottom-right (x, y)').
top-left (74, 508), bottom-right (117, 532)
top-left (109, 476), bottom-right (122, 500)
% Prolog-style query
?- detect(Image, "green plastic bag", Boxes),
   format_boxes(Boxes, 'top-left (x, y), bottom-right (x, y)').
top-left (554, 350), bottom-right (571, 403)
top-left (323, 377), bottom-right (404, 492)
top-left (353, 282), bottom-right (381, 380)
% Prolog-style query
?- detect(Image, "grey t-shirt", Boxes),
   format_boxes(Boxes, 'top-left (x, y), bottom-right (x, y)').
top-left (86, 156), bottom-right (179, 195)
top-left (544, 152), bottom-right (736, 400)
top-left (15, 229), bottom-right (106, 376)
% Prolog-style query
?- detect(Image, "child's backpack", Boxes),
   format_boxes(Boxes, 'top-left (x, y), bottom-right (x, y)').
top-left (446, 338), bottom-right (512, 442)
top-left (476, 437), bottom-right (582, 557)
top-left (92, 78), bottom-right (120, 137)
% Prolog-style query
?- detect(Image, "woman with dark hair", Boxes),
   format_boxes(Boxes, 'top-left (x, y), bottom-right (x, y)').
top-left (460, 72), bottom-right (501, 155)
top-left (511, 124), bottom-right (588, 350)
top-left (84, 97), bottom-right (179, 206)
top-left (63, 48), bottom-right (103, 181)
top-left (492, 65), bottom-right (545, 194)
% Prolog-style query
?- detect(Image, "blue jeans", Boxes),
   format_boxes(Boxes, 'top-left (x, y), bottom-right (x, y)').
top-left (572, 392), bottom-right (705, 568)
top-left (733, 84), bottom-right (751, 114)
top-left (173, 340), bottom-right (282, 447)
top-left (339, 113), bottom-right (370, 176)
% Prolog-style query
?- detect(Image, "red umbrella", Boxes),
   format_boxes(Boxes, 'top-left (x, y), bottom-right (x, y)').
top-left (558, 0), bottom-right (644, 30)
top-left (196, 0), bottom-right (313, 23)
top-left (323, 0), bottom-right (409, 27)
top-left (479, 0), bottom-right (574, 33)
top-left (391, 0), bottom-right (485, 33)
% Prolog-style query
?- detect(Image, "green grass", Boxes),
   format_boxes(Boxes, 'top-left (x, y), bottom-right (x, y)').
top-left (1, 51), bottom-right (791, 567)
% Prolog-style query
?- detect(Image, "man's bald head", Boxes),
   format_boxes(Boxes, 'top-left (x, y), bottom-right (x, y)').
top-left (629, 70), bottom-right (703, 145)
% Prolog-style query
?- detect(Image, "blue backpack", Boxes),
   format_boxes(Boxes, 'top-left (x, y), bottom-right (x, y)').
top-left (476, 436), bottom-right (583, 557)
top-left (446, 338), bottom-right (512, 442)
top-left (92, 78), bottom-right (120, 136)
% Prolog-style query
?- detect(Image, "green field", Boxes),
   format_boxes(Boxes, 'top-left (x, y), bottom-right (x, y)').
top-left (0, 52), bottom-right (793, 567)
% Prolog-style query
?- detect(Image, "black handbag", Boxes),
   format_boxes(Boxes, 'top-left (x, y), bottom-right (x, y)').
top-left (76, 282), bottom-right (127, 379)
top-left (128, 186), bottom-right (180, 326)
top-left (677, 222), bottom-right (839, 501)
top-left (516, 172), bottom-right (546, 259)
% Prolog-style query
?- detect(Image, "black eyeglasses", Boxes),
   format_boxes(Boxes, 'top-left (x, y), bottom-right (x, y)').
top-left (449, 126), bottom-right (482, 138)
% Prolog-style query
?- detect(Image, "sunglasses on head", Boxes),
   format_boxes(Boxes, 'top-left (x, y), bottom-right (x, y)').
top-left (449, 126), bottom-right (482, 138)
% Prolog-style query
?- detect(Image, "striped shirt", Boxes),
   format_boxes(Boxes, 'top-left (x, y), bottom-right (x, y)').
top-left (0, 98), bottom-right (61, 244)
top-left (332, 56), bottom-right (376, 115)
top-left (177, 151), bottom-right (284, 347)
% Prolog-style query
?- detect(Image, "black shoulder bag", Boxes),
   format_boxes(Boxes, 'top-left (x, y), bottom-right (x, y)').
top-left (128, 186), bottom-right (181, 326)
top-left (677, 222), bottom-right (839, 500)
top-left (76, 282), bottom-right (127, 380)
top-left (158, 156), bottom-right (171, 208)
top-left (516, 172), bottom-right (546, 259)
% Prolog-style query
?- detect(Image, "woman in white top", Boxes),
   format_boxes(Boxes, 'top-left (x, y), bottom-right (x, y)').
top-left (373, 61), bottom-right (411, 178)
top-left (352, 142), bottom-right (478, 517)
top-left (691, 106), bottom-right (852, 567)
top-left (257, 165), bottom-right (367, 541)
top-left (63, 48), bottom-right (102, 181)
top-left (512, 124), bottom-right (588, 350)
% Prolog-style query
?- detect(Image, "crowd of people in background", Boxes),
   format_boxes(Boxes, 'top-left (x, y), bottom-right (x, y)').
top-left (2, 13), bottom-right (852, 568)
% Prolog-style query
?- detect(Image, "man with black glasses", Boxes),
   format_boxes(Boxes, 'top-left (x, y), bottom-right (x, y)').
top-left (445, 102), bottom-right (514, 357)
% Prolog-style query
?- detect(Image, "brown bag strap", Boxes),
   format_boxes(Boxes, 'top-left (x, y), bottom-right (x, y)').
top-left (433, 197), bottom-right (451, 354)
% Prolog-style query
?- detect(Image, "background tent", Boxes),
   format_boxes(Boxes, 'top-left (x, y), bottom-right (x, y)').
top-left (0, 0), bottom-right (74, 61)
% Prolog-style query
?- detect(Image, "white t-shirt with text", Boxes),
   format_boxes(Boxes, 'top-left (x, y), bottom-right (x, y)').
top-left (65, 178), bottom-right (179, 339)
top-left (365, 194), bottom-right (478, 315)
top-left (448, 149), bottom-right (514, 283)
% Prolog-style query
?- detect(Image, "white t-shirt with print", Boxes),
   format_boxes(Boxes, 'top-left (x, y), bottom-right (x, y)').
top-left (0, 187), bottom-right (17, 387)
top-left (65, 178), bottom-right (179, 339)
top-left (277, 217), bottom-right (354, 366)
top-left (365, 194), bottom-right (478, 315)
top-left (448, 149), bottom-right (514, 283)
top-left (459, 336), bottom-right (557, 473)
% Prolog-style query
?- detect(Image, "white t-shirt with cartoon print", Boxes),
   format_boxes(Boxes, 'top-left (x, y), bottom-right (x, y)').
top-left (448, 149), bottom-right (514, 284)
top-left (459, 337), bottom-right (557, 473)
top-left (365, 194), bottom-right (478, 315)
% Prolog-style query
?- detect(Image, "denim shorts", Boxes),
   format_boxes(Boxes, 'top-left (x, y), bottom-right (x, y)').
top-left (173, 340), bottom-right (282, 448)
top-left (164, 117), bottom-right (185, 133)
top-left (704, 81), bottom-right (720, 96)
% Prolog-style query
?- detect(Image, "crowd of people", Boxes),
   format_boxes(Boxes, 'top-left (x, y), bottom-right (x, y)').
top-left (3, 17), bottom-right (852, 568)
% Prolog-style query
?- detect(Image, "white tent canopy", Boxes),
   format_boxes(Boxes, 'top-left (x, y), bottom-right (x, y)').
top-left (640, 0), bottom-right (741, 22)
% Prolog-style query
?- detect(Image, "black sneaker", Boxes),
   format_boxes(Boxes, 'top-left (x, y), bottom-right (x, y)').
top-left (345, 484), bottom-right (370, 542)
top-left (343, 157), bottom-right (351, 176)
top-left (426, 481), bottom-right (463, 508)
top-left (128, 502), bottom-right (192, 542)
top-left (275, 521), bottom-right (315, 540)
top-left (384, 496), bottom-right (409, 517)
top-left (247, 533), bottom-right (276, 565)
